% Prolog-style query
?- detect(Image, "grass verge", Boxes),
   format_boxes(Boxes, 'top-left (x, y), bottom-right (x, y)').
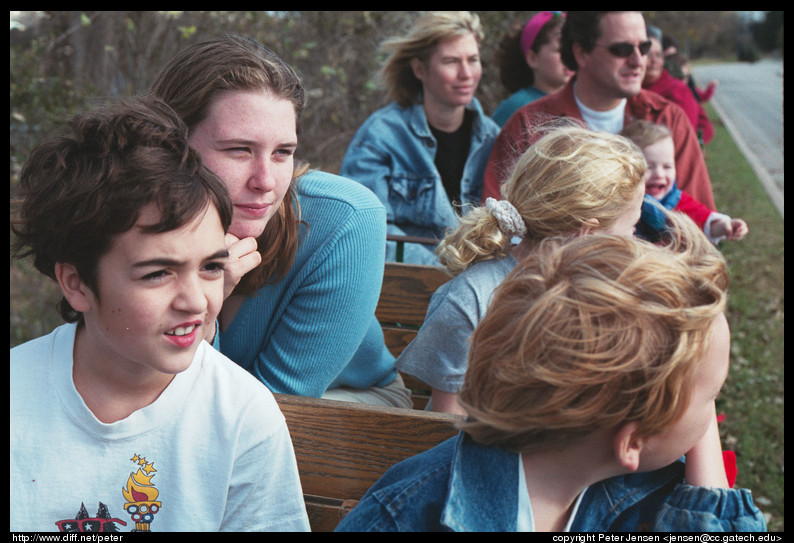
top-left (704, 103), bottom-right (784, 531)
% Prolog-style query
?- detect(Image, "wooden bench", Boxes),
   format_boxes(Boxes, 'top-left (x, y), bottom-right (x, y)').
top-left (377, 261), bottom-right (451, 353)
top-left (376, 261), bottom-right (452, 409)
top-left (275, 393), bottom-right (463, 532)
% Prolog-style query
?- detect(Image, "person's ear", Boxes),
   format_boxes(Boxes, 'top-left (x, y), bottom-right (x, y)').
top-left (614, 422), bottom-right (644, 473)
top-left (525, 49), bottom-right (539, 69)
top-left (410, 57), bottom-right (426, 82)
top-left (572, 42), bottom-right (589, 71)
top-left (579, 217), bottom-right (600, 235)
top-left (54, 262), bottom-right (94, 314)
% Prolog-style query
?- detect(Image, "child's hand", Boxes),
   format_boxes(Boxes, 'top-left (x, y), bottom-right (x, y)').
top-left (223, 233), bottom-right (262, 300)
top-left (711, 216), bottom-right (749, 241)
top-left (725, 218), bottom-right (749, 240)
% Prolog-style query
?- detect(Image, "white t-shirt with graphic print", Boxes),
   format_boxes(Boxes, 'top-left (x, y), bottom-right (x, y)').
top-left (11, 323), bottom-right (309, 532)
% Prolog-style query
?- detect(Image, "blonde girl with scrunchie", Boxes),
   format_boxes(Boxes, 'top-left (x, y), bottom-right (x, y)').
top-left (395, 122), bottom-right (647, 414)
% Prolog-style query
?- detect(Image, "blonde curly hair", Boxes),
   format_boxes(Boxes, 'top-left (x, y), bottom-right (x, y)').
top-left (436, 122), bottom-right (647, 276)
top-left (458, 211), bottom-right (728, 453)
top-left (380, 11), bottom-right (483, 107)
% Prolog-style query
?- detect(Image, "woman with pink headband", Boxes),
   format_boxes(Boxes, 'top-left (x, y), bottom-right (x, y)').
top-left (492, 11), bottom-right (574, 126)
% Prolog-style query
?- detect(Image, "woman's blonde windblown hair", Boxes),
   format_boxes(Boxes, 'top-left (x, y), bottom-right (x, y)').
top-left (380, 12), bottom-right (483, 107)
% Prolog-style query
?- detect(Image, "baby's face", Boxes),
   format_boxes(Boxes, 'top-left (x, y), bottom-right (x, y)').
top-left (642, 137), bottom-right (677, 200)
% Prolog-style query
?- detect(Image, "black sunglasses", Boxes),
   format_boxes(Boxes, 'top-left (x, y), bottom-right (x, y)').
top-left (597, 40), bottom-right (653, 58)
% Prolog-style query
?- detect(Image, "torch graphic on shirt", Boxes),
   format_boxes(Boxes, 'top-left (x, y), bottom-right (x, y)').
top-left (122, 454), bottom-right (161, 531)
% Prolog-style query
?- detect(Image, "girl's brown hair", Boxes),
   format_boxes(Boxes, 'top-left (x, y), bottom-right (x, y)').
top-left (150, 34), bottom-right (308, 295)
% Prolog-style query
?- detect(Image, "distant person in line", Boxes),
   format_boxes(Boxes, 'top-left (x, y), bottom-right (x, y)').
top-left (491, 11), bottom-right (574, 127)
top-left (396, 124), bottom-right (645, 415)
top-left (10, 96), bottom-right (309, 532)
top-left (642, 25), bottom-right (714, 145)
top-left (150, 35), bottom-right (412, 407)
top-left (337, 214), bottom-right (767, 532)
top-left (662, 33), bottom-right (719, 103)
top-left (483, 11), bottom-right (717, 211)
top-left (623, 120), bottom-right (747, 244)
top-left (340, 11), bottom-right (500, 264)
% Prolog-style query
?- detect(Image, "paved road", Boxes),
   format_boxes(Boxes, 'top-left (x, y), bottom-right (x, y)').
top-left (692, 59), bottom-right (784, 218)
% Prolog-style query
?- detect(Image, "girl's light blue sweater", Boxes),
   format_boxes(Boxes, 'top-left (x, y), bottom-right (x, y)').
top-left (219, 170), bottom-right (396, 397)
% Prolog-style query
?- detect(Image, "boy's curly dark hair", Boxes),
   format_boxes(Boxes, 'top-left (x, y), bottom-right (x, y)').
top-left (11, 96), bottom-right (233, 322)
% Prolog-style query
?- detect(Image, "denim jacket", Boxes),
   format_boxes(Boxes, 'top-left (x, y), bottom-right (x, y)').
top-left (340, 97), bottom-right (499, 263)
top-left (336, 432), bottom-right (766, 532)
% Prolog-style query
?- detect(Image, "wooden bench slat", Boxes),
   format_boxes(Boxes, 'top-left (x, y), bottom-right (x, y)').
top-left (277, 393), bottom-right (460, 498)
top-left (376, 262), bottom-right (450, 327)
top-left (376, 262), bottom-right (452, 408)
top-left (275, 393), bottom-right (462, 531)
top-left (304, 497), bottom-right (358, 533)
top-left (381, 324), bottom-right (419, 357)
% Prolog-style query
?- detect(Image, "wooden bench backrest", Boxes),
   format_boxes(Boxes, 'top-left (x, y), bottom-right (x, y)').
top-left (275, 393), bottom-right (462, 532)
top-left (376, 262), bottom-right (452, 408)
top-left (377, 261), bottom-right (451, 349)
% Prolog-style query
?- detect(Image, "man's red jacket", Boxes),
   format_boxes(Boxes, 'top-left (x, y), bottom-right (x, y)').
top-left (482, 78), bottom-right (716, 211)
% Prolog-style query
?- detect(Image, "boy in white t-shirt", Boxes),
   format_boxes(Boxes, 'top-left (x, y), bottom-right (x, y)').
top-left (10, 97), bottom-right (309, 532)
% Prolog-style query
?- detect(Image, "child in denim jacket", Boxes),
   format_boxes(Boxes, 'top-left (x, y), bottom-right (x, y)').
top-left (337, 212), bottom-right (765, 532)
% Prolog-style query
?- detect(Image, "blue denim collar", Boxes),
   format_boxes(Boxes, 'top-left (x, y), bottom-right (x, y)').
top-left (570, 462), bottom-right (685, 531)
top-left (407, 94), bottom-right (490, 145)
top-left (440, 433), bottom-right (687, 532)
top-left (441, 433), bottom-right (520, 531)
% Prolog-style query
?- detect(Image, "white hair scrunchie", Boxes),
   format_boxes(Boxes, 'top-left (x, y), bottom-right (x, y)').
top-left (485, 197), bottom-right (527, 238)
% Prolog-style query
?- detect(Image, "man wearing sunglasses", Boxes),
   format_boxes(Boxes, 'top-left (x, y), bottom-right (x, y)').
top-left (483, 11), bottom-right (715, 212)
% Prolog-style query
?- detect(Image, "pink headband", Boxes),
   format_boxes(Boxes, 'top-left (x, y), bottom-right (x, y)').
top-left (520, 11), bottom-right (565, 55)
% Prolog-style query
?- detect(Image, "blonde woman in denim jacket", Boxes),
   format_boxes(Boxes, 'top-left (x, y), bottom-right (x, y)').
top-left (340, 12), bottom-right (500, 264)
